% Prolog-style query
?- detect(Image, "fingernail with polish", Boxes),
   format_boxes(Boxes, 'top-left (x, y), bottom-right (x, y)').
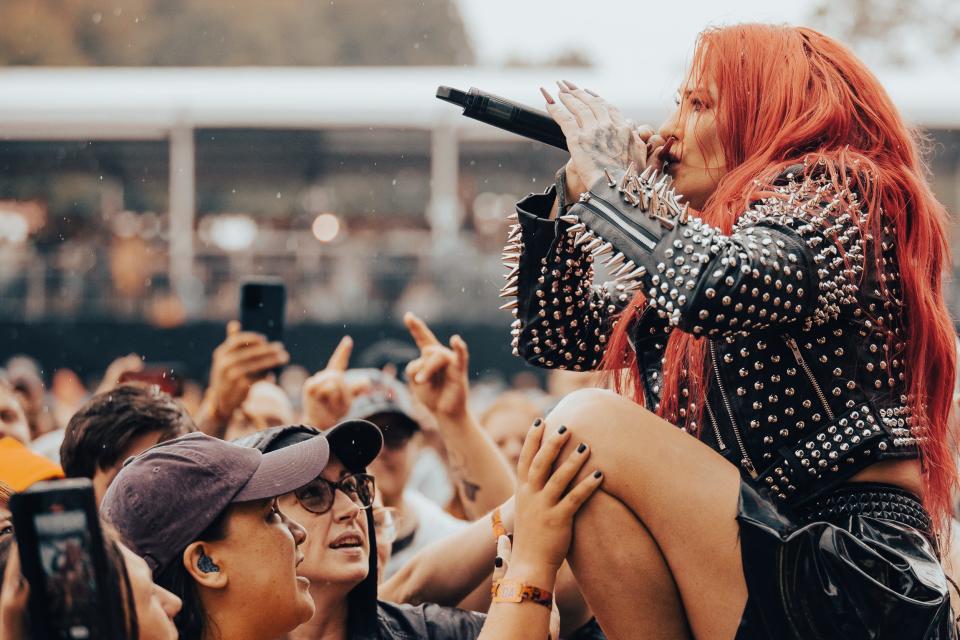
top-left (576, 443), bottom-right (587, 454)
top-left (563, 79), bottom-right (579, 89)
top-left (539, 87), bottom-right (555, 104)
top-left (495, 556), bottom-right (503, 568)
top-left (593, 470), bottom-right (603, 479)
top-left (533, 418), bottom-right (542, 427)
top-left (557, 425), bottom-right (568, 434)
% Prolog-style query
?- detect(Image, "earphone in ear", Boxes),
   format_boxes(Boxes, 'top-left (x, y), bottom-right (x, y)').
top-left (198, 549), bottom-right (220, 574)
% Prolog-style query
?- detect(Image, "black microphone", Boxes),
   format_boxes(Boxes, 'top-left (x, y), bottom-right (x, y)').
top-left (436, 86), bottom-right (567, 151)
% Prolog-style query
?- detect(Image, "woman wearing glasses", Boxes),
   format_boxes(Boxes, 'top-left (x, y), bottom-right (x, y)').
top-left (239, 423), bottom-right (489, 639)
top-left (242, 422), bottom-right (603, 640)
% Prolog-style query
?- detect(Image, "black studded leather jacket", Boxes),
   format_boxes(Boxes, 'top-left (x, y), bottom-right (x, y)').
top-left (506, 164), bottom-right (920, 504)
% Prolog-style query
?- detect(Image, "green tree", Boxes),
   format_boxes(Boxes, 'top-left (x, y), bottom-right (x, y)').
top-left (0, 0), bottom-right (475, 66)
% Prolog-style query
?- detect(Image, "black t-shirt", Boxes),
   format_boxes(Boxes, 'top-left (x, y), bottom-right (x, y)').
top-left (353, 601), bottom-right (606, 640)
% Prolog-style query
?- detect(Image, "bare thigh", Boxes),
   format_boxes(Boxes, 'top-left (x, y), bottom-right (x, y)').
top-left (547, 388), bottom-right (747, 640)
top-left (568, 489), bottom-right (692, 640)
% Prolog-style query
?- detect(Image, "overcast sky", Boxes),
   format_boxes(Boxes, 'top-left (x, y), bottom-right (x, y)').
top-left (457, 0), bottom-right (815, 73)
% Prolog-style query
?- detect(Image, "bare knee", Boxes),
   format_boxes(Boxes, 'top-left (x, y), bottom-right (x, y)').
top-left (547, 387), bottom-right (654, 443)
top-left (545, 388), bottom-right (649, 478)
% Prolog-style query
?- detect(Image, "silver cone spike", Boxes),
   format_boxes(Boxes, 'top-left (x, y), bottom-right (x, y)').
top-left (639, 166), bottom-right (654, 181)
top-left (507, 212), bottom-right (518, 221)
top-left (592, 242), bottom-right (613, 257)
top-left (613, 260), bottom-right (635, 277)
top-left (583, 238), bottom-right (603, 252)
top-left (606, 252), bottom-right (626, 269)
top-left (566, 223), bottom-right (586, 235)
top-left (603, 168), bottom-right (617, 187)
top-left (574, 231), bottom-right (595, 247)
top-left (500, 287), bottom-right (518, 298)
top-left (558, 214), bottom-right (580, 224)
top-left (653, 214), bottom-right (676, 230)
top-left (499, 299), bottom-right (519, 310)
top-left (504, 266), bottom-right (520, 279)
top-left (502, 260), bottom-right (519, 268)
top-left (679, 203), bottom-right (690, 223)
top-left (511, 319), bottom-right (522, 328)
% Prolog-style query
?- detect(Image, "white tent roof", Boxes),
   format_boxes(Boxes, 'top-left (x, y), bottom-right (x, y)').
top-left (0, 65), bottom-right (957, 140)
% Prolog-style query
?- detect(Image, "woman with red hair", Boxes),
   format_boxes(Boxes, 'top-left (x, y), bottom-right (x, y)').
top-left (505, 23), bottom-right (957, 638)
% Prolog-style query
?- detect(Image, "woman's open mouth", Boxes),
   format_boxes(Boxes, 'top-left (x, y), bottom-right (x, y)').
top-left (329, 532), bottom-right (364, 550)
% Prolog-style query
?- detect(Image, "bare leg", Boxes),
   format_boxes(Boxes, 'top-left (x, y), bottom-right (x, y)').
top-left (547, 389), bottom-right (748, 640)
top-left (568, 489), bottom-right (692, 640)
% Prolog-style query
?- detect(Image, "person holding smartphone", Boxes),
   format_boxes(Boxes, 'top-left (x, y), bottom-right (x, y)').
top-left (196, 320), bottom-right (290, 439)
top-left (1, 522), bottom-right (182, 640)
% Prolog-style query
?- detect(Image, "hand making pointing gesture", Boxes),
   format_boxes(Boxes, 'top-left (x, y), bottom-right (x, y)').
top-left (301, 336), bottom-right (371, 430)
top-left (403, 312), bottom-right (470, 422)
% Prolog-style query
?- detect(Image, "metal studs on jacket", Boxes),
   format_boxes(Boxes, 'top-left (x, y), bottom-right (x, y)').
top-left (504, 163), bottom-right (919, 505)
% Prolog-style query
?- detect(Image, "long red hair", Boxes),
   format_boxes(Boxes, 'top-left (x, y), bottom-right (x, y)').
top-left (602, 24), bottom-right (957, 528)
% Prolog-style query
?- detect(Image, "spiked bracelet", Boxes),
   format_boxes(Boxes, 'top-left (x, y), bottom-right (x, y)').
top-left (556, 163), bottom-right (721, 329)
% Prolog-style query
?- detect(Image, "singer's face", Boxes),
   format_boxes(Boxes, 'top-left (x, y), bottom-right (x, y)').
top-left (656, 71), bottom-right (726, 211)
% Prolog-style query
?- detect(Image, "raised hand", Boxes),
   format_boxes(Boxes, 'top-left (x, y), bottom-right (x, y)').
top-left (302, 336), bottom-right (368, 430)
top-left (541, 80), bottom-right (652, 202)
top-left (403, 312), bottom-right (469, 422)
top-left (206, 320), bottom-right (290, 425)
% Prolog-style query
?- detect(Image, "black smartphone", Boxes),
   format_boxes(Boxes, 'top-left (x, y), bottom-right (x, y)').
top-left (240, 279), bottom-right (287, 376)
top-left (10, 478), bottom-right (126, 640)
top-left (436, 85), bottom-right (567, 151)
top-left (240, 279), bottom-right (286, 342)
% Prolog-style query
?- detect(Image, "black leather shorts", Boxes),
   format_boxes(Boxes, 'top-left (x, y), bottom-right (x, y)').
top-left (735, 481), bottom-right (956, 639)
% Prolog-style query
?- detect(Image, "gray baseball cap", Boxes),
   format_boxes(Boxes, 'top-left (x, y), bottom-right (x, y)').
top-left (344, 369), bottom-right (420, 433)
top-left (233, 420), bottom-right (383, 472)
top-left (101, 431), bottom-right (330, 574)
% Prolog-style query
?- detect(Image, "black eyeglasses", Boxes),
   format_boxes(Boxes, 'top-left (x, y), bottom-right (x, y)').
top-left (294, 473), bottom-right (376, 515)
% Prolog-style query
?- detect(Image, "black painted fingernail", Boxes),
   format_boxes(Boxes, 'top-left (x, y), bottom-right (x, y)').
top-left (558, 425), bottom-right (568, 434)
top-left (533, 418), bottom-right (542, 427)
top-left (495, 556), bottom-right (503, 568)
top-left (508, 534), bottom-right (514, 543)
top-left (593, 470), bottom-right (603, 479)
top-left (577, 443), bottom-right (587, 454)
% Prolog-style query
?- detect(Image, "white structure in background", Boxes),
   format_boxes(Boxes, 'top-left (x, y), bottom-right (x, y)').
top-left (0, 66), bottom-right (958, 302)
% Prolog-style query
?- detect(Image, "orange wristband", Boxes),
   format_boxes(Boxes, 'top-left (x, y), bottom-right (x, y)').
top-left (491, 507), bottom-right (507, 541)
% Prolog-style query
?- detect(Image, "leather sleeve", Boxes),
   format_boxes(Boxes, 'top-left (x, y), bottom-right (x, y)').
top-left (562, 166), bottom-right (868, 339)
top-left (503, 184), bottom-right (635, 371)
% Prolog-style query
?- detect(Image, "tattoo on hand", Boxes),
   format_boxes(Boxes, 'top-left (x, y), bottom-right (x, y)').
top-left (588, 127), bottom-right (628, 171)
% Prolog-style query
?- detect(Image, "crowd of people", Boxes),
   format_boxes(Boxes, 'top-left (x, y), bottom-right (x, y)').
top-left (0, 308), bottom-right (606, 640)
top-left (4, 19), bottom-right (960, 640)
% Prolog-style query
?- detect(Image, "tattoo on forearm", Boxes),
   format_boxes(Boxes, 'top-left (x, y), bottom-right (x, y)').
top-left (461, 479), bottom-right (481, 502)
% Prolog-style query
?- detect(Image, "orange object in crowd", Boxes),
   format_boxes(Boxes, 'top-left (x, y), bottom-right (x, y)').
top-left (0, 436), bottom-right (64, 492)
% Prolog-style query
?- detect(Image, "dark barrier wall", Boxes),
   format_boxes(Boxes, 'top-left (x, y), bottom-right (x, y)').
top-left (0, 321), bottom-right (533, 386)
